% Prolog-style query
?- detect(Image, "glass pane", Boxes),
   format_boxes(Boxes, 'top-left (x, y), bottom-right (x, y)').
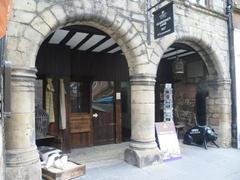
top-left (92, 81), bottom-right (114, 112)
top-left (199, 0), bottom-right (206, 6)
top-left (70, 82), bottom-right (90, 113)
top-left (70, 82), bottom-right (81, 113)
top-left (35, 79), bottom-right (43, 108)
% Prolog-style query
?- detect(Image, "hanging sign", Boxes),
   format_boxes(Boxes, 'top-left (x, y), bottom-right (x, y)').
top-left (153, 2), bottom-right (174, 39)
top-left (155, 121), bottom-right (181, 161)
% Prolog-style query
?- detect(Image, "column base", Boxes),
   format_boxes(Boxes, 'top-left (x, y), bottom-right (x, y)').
top-left (124, 147), bottom-right (162, 168)
top-left (6, 147), bottom-right (41, 180)
top-left (6, 162), bottom-right (41, 180)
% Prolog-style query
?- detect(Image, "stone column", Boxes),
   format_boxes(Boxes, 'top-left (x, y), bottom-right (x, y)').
top-left (125, 75), bottom-right (162, 168)
top-left (208, 79), bottom-right (232, 147)
top-left (5, 68), bottom-right (41, 180)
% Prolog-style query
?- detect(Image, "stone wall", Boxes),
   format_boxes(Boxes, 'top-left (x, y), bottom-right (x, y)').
top-left (233, 3), bottom-right (240, 29)
top-left (6, 0), bottom-right (231, 144)
top-left (208, 80), bottom-right (232, 147)
top-left (174, 83), bottom-right (196, 129)
top-left (7, 0), bottom-right (229, 78)
top-left (3, 0), bottom-right (232, 178)
top-left (6, 0), bottom-right (231, 149)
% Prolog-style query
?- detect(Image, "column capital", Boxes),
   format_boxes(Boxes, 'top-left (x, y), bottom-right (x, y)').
top-left (130, 74), bottom-right (156, 86)
top-left (208, 78), bottom-right (231, 86)
top-left (11, 66), bottom-right (37, 81)
top-left (11, 67), bottom-right (37, 91)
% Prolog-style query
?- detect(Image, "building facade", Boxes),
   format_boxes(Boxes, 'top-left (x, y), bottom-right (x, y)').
top-left (4, 0), bottom-right (231, 179)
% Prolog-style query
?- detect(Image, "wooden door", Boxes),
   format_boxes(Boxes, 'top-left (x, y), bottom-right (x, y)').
top-left (69, 82), bottom-right (92, 148)
top-left (92, 81), bottom-right (115, 145)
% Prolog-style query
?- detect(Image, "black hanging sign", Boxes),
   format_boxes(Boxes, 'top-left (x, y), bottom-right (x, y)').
top-left (153, 2), bottom-right (174, 39)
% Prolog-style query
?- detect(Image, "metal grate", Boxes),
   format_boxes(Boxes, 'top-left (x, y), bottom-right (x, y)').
top-left (35, 107), bottom-right (49, 139)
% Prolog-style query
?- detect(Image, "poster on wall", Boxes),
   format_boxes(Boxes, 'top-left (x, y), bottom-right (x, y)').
top-left (155, 121), bottom-right (181, 161)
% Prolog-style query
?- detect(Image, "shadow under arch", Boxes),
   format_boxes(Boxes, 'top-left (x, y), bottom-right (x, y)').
top-left (155, 37), bottom-right (232, 147)
top-left (35, 21), bottom-right (133, 148)
top-left (155, 34), bottom-right (230, 81)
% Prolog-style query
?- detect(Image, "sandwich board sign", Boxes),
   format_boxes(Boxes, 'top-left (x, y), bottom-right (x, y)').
top-left (155, 121), bottom-right (181, 161)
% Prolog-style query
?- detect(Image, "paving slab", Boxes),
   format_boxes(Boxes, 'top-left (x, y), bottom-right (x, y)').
top-left (70, 142), bottom-right (240, 180)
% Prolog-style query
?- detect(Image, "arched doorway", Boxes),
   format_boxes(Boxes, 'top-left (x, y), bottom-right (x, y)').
top-left (155, 41), bottom-right (232, 147)
top-left (35, 25), bottom-right (131, 151)
top-left (5, 3), bottom-right (161, 179)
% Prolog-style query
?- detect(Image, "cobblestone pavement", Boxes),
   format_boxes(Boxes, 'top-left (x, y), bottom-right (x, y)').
top-left (70, 142), bottom-right (240, 180)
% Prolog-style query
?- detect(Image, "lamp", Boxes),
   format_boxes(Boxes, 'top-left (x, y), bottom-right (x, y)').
top-left (173, 55), bottom-right (184, 74)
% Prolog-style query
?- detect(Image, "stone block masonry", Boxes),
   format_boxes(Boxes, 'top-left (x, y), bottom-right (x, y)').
top-left (4, 0), bottom-right (231, 179)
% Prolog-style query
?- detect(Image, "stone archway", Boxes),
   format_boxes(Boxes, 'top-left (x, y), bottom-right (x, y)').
top-left (5, 1), bottom-right (160, 179)
top-left (152, 32), bottom-right (231, 148)
top-left (8, 1), bottom-right (148, 73)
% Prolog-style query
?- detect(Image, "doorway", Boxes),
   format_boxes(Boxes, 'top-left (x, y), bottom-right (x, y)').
top-left (92, 81), bottom-right (115, 145)
top-left (35, 25), bottom-right (131, 151)
top-left (155, 42), bottom-right (209, 139)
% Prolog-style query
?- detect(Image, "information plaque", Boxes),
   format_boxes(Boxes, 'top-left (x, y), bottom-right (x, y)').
top-left (153, 2), bottom-right (174, 39)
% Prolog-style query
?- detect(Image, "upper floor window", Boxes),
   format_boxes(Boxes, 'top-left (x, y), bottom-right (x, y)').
top-left (189, 0), bottom-right (211, 7)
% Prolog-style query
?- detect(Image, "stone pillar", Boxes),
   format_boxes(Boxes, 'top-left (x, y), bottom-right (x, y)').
top-left (5, 68), bottom-right (41, 180)
top-left (124, 75), bottom-right (162, 168)
top-left (208, 79), bottom-right (232, 147)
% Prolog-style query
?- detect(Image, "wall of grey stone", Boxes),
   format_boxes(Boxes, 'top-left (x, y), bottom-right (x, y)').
top-left (6, 0), bottom-right (229, 78)
top-left (1, 0), bottom-right (232, 176)
top-left (6, 0), bottom-right (231, 138)
top-left (174, 83), bottom-right (196, 129)
top-left (4, 0), bottom-right (232, 172)
top-left (208, 80), bottom-right (232, 147)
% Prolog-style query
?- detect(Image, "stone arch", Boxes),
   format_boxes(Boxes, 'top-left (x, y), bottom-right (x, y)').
top-left (152, 31), bottom-right (231, 147)
top-left (150, 31), bottom-right (229, 81)
top-left (5, 2), bottom-right (162, 178)
top-left (10, 0), bottom-right (149, 76)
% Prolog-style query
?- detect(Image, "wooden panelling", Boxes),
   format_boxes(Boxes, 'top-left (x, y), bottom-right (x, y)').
top-left (71, 51), bottom-right (129, 81)
top-left (37, 45), bottom-right (129, 82)
top-left (70, 113), bottom-right (91, 133)
top-left (71, 133), bottom-right (91, 148)
top-left (36, 44), bottom-right (71, 79)
top-left (93, 109), bottom-right (115, 145)
top-left (70, 113), bottom-right (92, 148)
top-left (115, 100), bottom-right (122, 143)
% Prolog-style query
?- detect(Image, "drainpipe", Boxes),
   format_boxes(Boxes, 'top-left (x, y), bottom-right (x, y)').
top-left (0, 36), bottom-right (5, 180)
top-left (226, 0), bottom-right (237, 148)
top-left (0, 37), bottom-right (5, 65)
top-left (146, 0), bottom-right (151, 45)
